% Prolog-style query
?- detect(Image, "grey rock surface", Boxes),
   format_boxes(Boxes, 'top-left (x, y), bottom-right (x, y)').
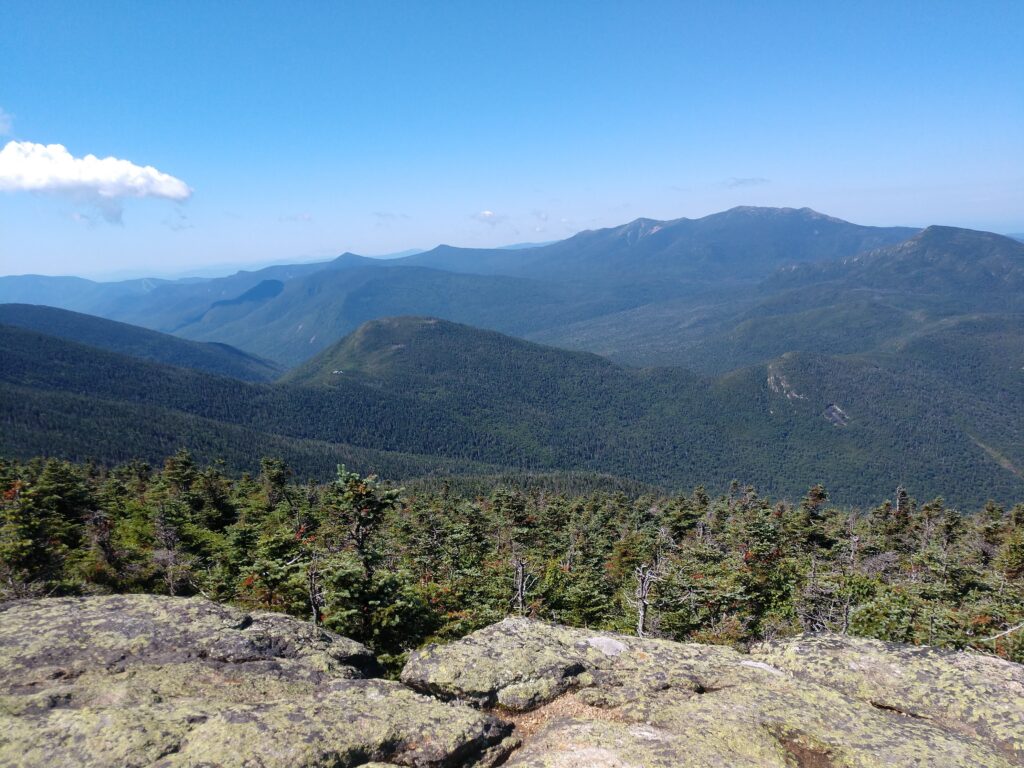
top-left (403, 617), bottom-right (1024, 767)
top-left (0, 595), bottom-right (514, 768)
top-left (4, 599), bottom-right (1022, 767)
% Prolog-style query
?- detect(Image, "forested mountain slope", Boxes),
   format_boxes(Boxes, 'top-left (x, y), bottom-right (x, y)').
top-left (0, 303), bottom-right (281, 381)
top-left (292, 317), bottom-right (1024, 505)
top-left (4, 213), bottom-right (1022, 507)
top-left (0, 257), bottom-right (350, 324)
top-left (10, 214), bottom-right (1014, 376)
top-left (0, 324), bottom-right (503, 479)
top-left (0, 274), bottom-right (182, 315)
top-left (167, 265), bottom-right (617, 367)
top-left (3, 315), bottom-right (1023, 505)
top-left (532, 225), bottom-right (1024, 371)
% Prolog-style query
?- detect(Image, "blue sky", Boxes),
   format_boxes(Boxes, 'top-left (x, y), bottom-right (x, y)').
top-left (1, 0), bottom-right (1022, 278)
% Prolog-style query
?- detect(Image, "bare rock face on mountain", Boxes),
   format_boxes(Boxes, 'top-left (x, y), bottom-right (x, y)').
top-left (402, 617), bottom-right (1024, 768)
top-left (0, 596), bottom-right (515, 768)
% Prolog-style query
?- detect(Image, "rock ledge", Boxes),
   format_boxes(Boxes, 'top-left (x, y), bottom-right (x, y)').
top-left (0, 596), bottom-right (514, 768)
top-left (403, 617), bottom-right (1024, 767)
top-left (3, 599), bottom-right (1022, 767)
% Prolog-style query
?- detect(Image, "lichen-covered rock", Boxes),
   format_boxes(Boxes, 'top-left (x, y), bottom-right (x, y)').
top-left (7, 601), bottom-right (1022, 767)
top-left (403, 618), bottom-right (1024, 767)
top-left (0, 596), bottom-right (514, 767)
top-left (0, 594), bottom-right (379, 688)
top-left (753, 633), bottom-right (1024, 762)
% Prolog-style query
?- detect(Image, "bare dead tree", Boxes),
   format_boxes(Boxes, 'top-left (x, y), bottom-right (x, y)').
top-left (895, 486), bottom-right (908, 515)
top-left (797, 551), bottom-right (856, 635)
top-left (979, 621), bottom-right (1024, 643)
top-left (307, 549), bottom-right (326, 626)
top-left (629, 528), bottom-right (677, 638)
top-left (153, 503), bottom-right (193, 597)
top-left (511, 556), bottom-right (537, 615)
top-left (633, 561), bottom-right (660, 638)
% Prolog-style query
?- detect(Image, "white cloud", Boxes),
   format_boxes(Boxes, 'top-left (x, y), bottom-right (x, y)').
top-left (472, 209), bottom-right (506, 226)
top-left (0, 108), bottom-right (12, 136)
top-left (0, 140), bottom-right (191, 201)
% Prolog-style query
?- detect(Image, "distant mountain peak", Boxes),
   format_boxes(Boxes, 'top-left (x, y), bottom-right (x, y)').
top-left (913, 224), bottom-right (1020, 242)
top-left (616, 217), bottom-right (666, 241)
top-left (889, 226), bottom-right (1024, 260)
top-left (720, 205), bottom-right (848, 223)
top-left (801, 222), bottom-right (1024, 294)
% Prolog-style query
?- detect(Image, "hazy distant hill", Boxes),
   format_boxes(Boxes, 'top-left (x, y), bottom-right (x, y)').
top-left (0, 274), bottom-right (179, 316)
top-left (0, 304), bottom-right (282, 381)
top-left (0, 256), bottom-right (358, 332)
top-left (168, 265), bottom-right (617, 367)
top-left (532, 225), bottom-right (1024, 372)
top-left (768, 226), bottom-right (1024, 299)
top-left (398, 206), bottom-right (918, 287)
top-left (155, 206), bottom-right (922, 365)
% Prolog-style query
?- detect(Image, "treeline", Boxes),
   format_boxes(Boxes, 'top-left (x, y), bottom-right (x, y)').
top-left (2, 452), bottom-right (1022, 671)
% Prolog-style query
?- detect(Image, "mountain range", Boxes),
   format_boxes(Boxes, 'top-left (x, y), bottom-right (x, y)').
top-left (2, 206), bottom-right (1022, 506)
top-left (2, 206), bottom-right (921, 367)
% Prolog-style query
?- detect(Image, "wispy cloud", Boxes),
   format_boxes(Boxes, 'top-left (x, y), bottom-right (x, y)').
top-left (531, 209), bottom-right (549, 233)
top-left (0, 108), bottom-right (13, 136)
top-left (373, 211), bottom-right (410, 228)
top-left (724, 176), bottom-right (770, 188)
top-left (69, 210), bottom-right (98, 227)
top-left (164, 209), bottom-right (194, 231)
top-left (472, 209), bottom-right (506, 226)
top-left (279, 212), bottom-right (313, 223)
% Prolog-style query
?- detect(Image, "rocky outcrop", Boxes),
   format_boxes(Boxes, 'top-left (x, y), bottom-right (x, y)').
top-left (3, 599), bottom-right (1023, 767)
top-left (0, 596), bottom-right (515, 768)
top-left (756, 633), bottom-right (1024, 761)
top-left (403, 617), bottom-right (1024, 767)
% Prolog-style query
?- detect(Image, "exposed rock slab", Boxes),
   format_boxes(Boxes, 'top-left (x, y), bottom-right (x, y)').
top-left (0, 596), bottom-right (514, 768)
top-left (403, 617), bottom-right (1024, 767)
top-left (5, 599), bottom-right (1022, 768)
top-left (755, 633), bottom-right (1024, 762)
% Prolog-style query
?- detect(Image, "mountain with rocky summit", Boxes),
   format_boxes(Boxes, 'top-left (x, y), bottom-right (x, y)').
top-left (2, 595), bottom-right (1022, 767)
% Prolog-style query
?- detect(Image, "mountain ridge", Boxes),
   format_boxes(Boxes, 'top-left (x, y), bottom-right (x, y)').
top-left (4, 208), bottom-right (1024, 507)
top-left (0, 206), bottom-right (930, 368)
top-left (0, 303), bottom-right (282, 381)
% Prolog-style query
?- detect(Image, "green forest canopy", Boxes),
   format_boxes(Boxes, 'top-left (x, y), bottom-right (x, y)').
top-left (3, 451), bottom-right (1022, 673)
